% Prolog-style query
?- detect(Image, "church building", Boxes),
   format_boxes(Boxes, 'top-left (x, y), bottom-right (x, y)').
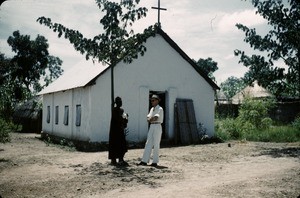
top-left (39, 28), bottom-right (219, 145)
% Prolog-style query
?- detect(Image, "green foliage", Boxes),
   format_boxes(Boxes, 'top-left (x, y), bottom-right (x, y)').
top-left (292, 116), bottom-right (300, 130)
top-left (215, 123), bottom-right (231, 141)
top-left (1, 31), bottom-right (63, 119)
top-left (220, 76), bottom-right (246, 99)
top-left (216, 118), bottom-right (241, 139)
top-left (6, 31), bottom-right (63, 94)
top-left (261, 117), bottom-right (273, 129)
top-left (37, 0), bottom-right (157, 106)
top-left (244, 125), bottom-right (300, 142)
top-left (0, 118), bottom-right (15, 143)
top-left (216, 99), bottom-right (300, 143)
top-left (216, 119), bottom-right (300, 142)
top-left (237, 98), bottom-right (275, 129)
top-left (235, 0), bottom-right (300, 97)
top-left (37, 0), bottom-right (156, 66)
top-left (215, 98), bottom-right (276, 141)
top-left (193, 57), bottom-right (218, 82)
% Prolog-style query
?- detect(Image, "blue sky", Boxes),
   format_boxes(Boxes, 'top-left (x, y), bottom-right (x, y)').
top-left (0, 0), bottom-right (268, 84)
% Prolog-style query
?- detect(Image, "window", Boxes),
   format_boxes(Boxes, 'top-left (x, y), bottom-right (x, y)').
top-left (55, 106), bottom-right (59, 125)
top-left (47, 106), bottom-right (50, 123)
top-left (64, 105), bottom-right (69, 125)
top-left (75, 105), bottom-right (81, 126)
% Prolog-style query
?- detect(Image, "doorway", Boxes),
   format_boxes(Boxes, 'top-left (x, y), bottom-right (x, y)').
top-left (149, 91), bottom-right (166, 139)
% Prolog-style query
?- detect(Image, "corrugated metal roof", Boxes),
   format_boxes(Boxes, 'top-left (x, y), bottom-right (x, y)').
top-left (39, 60), bottom-right (108, 95)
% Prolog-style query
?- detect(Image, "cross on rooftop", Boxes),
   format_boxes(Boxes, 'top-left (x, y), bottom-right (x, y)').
top-left (151, 0), bottom-right (167, 28)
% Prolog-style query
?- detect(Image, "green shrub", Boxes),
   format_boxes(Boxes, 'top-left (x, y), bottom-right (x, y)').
top-left (215, 130), bottom-right (231, 141)
top-left (216, 118), bottom-right (240, 139)
top-left (215, 98), bottom-right (286, 142)
top-left (258, 125), bottom-right (300, 142)
top-left (0, 118), bottom-right (12, 143)
top-left (261, 117), bottom-right (273, 129)
top-left (237, 98), bottom-right (274, 130)
top-left (216, 118), bottom-right (300, 142)
top-left (237, 120), bottom-right (256, 137)
top-left (292, 116), bottom-right (300, 130)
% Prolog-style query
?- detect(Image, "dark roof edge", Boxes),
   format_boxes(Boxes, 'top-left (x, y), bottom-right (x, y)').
top-left (157, 28), bottom-right (220, 90)
top-left (85, 65), bottom-right (110, 87)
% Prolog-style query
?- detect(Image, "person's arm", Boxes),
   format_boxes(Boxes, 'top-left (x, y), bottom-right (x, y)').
top-left (147, 108), bottom-right (153, 122)
top-left (149, 116), bottom-right (158, 122)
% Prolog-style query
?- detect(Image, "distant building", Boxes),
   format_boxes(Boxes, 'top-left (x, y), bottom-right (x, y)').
top-left (215, 90), bottom-right (230, 104)
top-left (231, 81), bottom-right (274, 104)
top-left (13, 96), bottom-right (42, 133)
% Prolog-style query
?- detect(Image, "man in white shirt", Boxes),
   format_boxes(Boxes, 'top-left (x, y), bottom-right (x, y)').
top-left (138, 94), bottom-right (164, 167)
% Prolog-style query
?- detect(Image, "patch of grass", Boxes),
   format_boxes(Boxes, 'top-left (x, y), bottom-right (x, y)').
top-left (216, 119), bottom-right (300, 142)
top-left (245, 125), bottom-right (300, 142)
top-left (215, 99), bottom-right (300, 143)
top-left (215, 119), bottom-right (232, 141)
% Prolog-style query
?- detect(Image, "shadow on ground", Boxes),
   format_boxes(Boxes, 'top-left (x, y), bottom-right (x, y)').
top-left (260, 147), bottom-right (300, 158)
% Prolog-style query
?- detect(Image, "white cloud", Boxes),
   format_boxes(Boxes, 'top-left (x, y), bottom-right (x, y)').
top-left (217, 9), bottom-right (267, 34)
top-left (224, 54), bottom-right (235, 60)
top-left (0, 0), bottom-right (270, 84)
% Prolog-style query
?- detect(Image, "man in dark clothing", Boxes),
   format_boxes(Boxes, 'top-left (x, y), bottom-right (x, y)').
top-left (108, 97), bottom-right (128, 166)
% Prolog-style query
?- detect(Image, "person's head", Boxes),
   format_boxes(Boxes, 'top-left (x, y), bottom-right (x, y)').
top-left (150, 94), bottom-right (160, 107)
top-left (115, 96), bottom-right (122, 107)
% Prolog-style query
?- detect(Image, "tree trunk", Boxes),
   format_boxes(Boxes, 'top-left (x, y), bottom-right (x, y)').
top-left (111, 63), bottom-right (115, 113)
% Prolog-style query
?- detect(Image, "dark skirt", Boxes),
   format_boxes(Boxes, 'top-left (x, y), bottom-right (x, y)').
top-left (108, 107), bottom-right (128, 159)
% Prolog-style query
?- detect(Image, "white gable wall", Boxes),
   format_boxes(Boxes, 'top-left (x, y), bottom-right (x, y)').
top-left (89, 34), bottom-right (215, 142)
top-left (42, 34), bottom-right (216, 143)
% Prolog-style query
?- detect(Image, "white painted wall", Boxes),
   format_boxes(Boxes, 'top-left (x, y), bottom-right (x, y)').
top-left (42, 93), bottom-right (54, 133)
top-left (42, 34), bottom-right (216, 143)
top-left (117, 35), bottom-right (214, 138)
top-left (89, 68), bottom-right (112, 142)
top-left (42, 87), bottom-right (93, 141)
top-left (90, 34), bottom-right (215, 142)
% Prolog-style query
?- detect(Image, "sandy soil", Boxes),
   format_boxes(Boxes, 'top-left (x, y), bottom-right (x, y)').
top-left (0, 132), bottom-right (299, 198)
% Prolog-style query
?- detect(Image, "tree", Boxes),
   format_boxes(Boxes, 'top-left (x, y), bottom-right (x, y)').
top-left (234, 0), bottom-right (300, 97)
top-left (0, 53), bottom-right (14, 120)
top-left (37, 0), bottom-right (157, 110)
top-left (6, 30), bottom-right (63, 94)
top-left (193, 57), bottom-right (218, 82)
top-left (0, 31), bottom-right (63, 119)
top-left (220, 76), bottom-right (246, 100)
top-left (0, 53), bottom-right (10, 85)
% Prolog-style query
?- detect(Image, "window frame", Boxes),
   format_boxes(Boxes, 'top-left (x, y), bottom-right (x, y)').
top-left (63, 105), bottom-right (69, 126)
top-left (46, 106), bottom-right (51, 123)
top-left (75, 104), bottom-right (81, 126)
top-left (55, 106), bottom-right (59, 125)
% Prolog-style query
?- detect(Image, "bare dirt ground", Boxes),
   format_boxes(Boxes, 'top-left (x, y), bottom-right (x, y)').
top-left (0, 132), bottom-right (299, 198)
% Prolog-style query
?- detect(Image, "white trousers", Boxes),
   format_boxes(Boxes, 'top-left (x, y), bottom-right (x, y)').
top-left (142, 124), bottom-right (162, 164)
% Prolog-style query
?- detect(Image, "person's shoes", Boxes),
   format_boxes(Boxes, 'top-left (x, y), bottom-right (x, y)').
top-left (137, 161), bottom-right (147, 166)
top-left (118, 161), bottom-right (129, 166)
top-left (150, 163), bottom-right (158, 167)
top-left (110, 159), bottom-right (117, 166)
